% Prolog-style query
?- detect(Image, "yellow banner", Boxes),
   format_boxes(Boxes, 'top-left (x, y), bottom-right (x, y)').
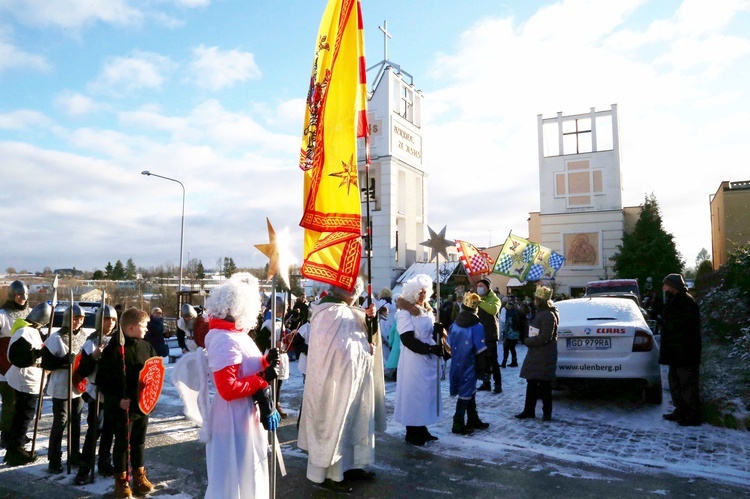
top-left (299, 0), bottom-right (368, 292)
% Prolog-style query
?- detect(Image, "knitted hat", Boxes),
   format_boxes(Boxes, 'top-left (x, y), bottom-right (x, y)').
top-left (534, 286), bottom-right (553, 301)
top-left (462, 292), bottom-right (481, 310)
top-left (663, 273), bottom-right (686, 290)
top-left (478, 277), bottom-right (491, 288)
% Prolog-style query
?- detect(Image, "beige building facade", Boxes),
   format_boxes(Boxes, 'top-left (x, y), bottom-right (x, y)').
top-left (529, 104), bottom-right (640, 297)
top-left (709, 180), bottom-right (750, 270)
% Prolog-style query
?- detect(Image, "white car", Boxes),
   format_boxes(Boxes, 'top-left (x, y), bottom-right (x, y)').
top-left (555, 297), bottom-right (663, 404)
top-left (166, 336), bottom-right (183, 363)
top-left (50, 306), bottom-right (97, 337)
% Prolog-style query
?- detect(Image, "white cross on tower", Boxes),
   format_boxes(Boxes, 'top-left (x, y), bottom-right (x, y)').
top-left (379, 20), bottom-right (392, 62)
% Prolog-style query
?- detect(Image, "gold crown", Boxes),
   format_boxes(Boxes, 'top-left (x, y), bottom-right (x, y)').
top-left (462, 292), bottom-right (481, 309)
top-left (534, 286), bottom-right (552, 300)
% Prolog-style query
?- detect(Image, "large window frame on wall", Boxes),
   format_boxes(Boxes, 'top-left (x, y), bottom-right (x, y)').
top-left (554, 159), bottom-right (604, 208)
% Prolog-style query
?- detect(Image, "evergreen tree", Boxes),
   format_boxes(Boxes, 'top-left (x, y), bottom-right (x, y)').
top-left (105, 262), bottom-right (114, 279)
top-left (695, 248), bottom-right (710, 269)
top-left (695, 259), bottom-right (714, 288)
top-left (125, 258), bottom-right (137, 280)
top-left (196, 261), bottom-right (206, 280)
top-left (92, 270), bottom-right (104, 280)
top-left (611, 193), bottom-right (684, 293)
top-left (112, 260), bottom-right (126, 280)
top-left (223, 257), bottom-right (237, 278)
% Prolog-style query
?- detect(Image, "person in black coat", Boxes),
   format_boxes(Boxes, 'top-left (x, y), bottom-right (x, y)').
top-left (659, 273), bottom-right (702, 426)
top-left (144, 307), bottom-right (168, 357)
top-left (516, 287), bottom-right (558, 422)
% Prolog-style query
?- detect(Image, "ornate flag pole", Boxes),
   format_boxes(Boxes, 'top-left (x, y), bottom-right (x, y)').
top-left (31, 275), bottom-right (57, 455)
top-left (420, 226), bottom-right (454, 416)
top-left (254, 218), bottom-right (292, 498)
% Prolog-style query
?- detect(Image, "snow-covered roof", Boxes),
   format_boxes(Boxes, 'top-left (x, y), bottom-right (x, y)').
top-left (391, 260), bottom-right (463, 296)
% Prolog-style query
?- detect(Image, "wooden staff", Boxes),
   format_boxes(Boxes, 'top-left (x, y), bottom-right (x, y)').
top-left (31, 275), bottom-right (57, 455)
top-left (88, 291), bottom-right (107, 483)
top-left (67, 290), bottom-right (74, 474)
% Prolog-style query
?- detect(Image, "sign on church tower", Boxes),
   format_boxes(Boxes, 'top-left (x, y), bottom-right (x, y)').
top-left (358, 21), bottom-right (428, 292)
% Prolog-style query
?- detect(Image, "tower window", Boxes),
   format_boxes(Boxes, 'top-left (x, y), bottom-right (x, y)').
top-left (562, 118), bottom-right (592, 155)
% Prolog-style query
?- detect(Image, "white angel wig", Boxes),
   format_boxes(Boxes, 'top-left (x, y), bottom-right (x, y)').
top-left (401, 274), bottom-right (433, 304)
top-left (329, 277), bottom-right (364, 303)
top-left (205, 272), bottom-right (261, 330)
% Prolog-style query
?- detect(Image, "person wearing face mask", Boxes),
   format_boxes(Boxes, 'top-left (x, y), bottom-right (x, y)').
top-left (475, 278), bottom-right (502, 394)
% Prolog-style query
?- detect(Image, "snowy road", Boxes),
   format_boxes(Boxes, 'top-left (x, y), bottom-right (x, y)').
top-left (2, 343), bottom-right (749, 497)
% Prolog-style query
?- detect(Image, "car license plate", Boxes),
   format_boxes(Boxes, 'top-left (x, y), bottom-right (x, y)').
top-left (566, 338), bottom-right (611, 350)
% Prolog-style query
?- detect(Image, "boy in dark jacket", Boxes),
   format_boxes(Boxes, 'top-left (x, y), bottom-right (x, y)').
top-left (96, 307), bottom-right (158, 498)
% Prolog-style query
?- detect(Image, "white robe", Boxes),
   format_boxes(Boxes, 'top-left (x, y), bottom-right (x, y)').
top-left (298, 299), bottom-right (385, 483)
top-left (393, 308), bottom-right (441, 426)
top-left (204, 328), bottom-right (268, 499)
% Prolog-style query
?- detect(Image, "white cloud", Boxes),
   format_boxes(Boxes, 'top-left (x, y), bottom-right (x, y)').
top-left (0, 110), bottom-right (51, 130)
top-left (0, 40), bottom-right (49, 73)
top-left (169, 0), bottom-right (211, 7)
top-left (423, 0), bottom-right (750, 265)
top-left (54, 91), bottom-right (104, 116)
top-left (89, 51), bottom-right (177, 95)
top-left (0, 0), bottom-right (143, 30)
top-left (188, 45), bottom-right (261, 91)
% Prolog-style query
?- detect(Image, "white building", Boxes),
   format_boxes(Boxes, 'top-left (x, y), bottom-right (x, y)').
top-left (358, 54), bottom-right (428, 292)
top-left (528, 104), bottom-right (640, 297)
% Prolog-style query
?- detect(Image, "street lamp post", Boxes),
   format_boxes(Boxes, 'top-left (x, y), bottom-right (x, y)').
top-left (141, 171), bottom-right (186, 297)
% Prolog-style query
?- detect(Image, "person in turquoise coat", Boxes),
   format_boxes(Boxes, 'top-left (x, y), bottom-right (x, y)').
top-left (384, 320), bottom-right (401, 380)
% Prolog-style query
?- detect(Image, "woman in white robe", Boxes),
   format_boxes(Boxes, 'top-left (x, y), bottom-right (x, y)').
top-left (393, 274), bottom-right (443, 445)
top-left (203, 273), bottom-right (281, 499)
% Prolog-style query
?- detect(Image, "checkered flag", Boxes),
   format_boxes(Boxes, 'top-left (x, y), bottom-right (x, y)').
top-left (455, 240), bottom-right (491, 276)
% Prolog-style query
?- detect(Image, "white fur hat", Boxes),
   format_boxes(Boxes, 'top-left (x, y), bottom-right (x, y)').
top-left (205, 272), bottom-right (261, 331)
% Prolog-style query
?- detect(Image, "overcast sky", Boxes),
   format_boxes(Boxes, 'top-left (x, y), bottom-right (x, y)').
top-left (1, 0), bottom-right (748, 275)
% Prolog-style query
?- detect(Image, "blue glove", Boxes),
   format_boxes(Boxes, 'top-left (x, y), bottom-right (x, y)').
top-left (252, 385), bottom-right (280, 431)
top-left (265, 410), bottom-right (281, 432)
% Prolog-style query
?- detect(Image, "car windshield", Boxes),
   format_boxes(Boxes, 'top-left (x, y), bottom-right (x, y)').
top-left (52, 311), bottom-right (97, 329)
top-left (587, 286), bottom-right (638, 294)
top-left (556, 298), bottom-right (643, 325)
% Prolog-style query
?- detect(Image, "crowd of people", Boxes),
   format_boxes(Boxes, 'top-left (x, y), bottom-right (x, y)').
top-left (0, 270), bottom-right (702, 497)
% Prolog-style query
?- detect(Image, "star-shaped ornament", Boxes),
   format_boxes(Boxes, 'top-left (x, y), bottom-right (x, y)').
top-left (420, 225), bottom-right (454, 262)
top-left (328, 155), bottom-right (359, 195)
top-left (254, 218), bottom-right (292, 288)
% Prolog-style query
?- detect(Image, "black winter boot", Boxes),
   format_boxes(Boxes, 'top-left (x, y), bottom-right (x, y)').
top-left (452, 416), bottom-right (474, 435)
top-left (467, 413), bottom-right (490, 430)
top-left (74, 466), bottom-right (93, 485)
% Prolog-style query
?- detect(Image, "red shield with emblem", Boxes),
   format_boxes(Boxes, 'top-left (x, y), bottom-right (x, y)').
top-left (71, 353), bottom-right (88, 394)
top-left (138, 357), bottom-right (165, 415)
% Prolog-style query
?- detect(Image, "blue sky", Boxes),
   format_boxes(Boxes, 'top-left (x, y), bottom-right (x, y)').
top-left (1, 0), bottom-right (748, 276)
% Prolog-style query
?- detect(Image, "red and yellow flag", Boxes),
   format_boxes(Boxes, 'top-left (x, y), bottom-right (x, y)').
top-left (299, 0), bottom-right (368, 292)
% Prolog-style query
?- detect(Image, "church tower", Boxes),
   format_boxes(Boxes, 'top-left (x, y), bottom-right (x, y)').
top-left (529, 104), bottom-right (639, 296)
top-left (358, 22), bottom-right (428, 292)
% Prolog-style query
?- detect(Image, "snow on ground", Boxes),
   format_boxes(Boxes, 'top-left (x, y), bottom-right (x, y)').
top-left (3, 343), bottom-right (749, 496)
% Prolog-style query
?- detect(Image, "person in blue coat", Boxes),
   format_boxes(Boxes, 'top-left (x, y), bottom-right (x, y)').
top-left (447, 292), bottom-right (490, 435)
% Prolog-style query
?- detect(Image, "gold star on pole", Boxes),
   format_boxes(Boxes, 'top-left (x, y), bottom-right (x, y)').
top-left (328, 155), bottom-right (359, 195)
top-left (254, 218), bottom-right (291, 288)
top-left (420, 225), bottom-right (454, 262)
